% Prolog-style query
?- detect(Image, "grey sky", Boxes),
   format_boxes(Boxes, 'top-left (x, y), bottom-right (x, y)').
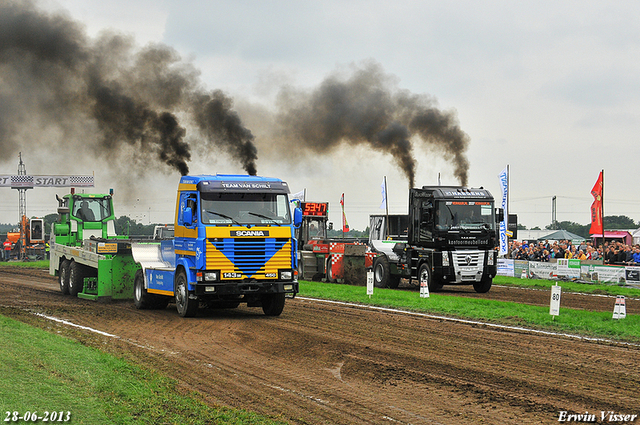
top-left (1, 0), bottom-right (639, 231)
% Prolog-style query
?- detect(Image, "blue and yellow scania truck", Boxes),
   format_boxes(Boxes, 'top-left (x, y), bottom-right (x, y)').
top-left (50, 174), bottom-right (301, 317)
top-left (131, 174), bottom-right (302, 317)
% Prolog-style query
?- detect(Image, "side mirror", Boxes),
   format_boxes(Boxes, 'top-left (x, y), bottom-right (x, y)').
top-left (496, 208), bottom-right (504, 223)
top-left (293, 207), bottom-right (302, 227)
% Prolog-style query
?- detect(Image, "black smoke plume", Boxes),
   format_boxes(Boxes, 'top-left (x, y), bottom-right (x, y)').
top-left (0, 0), bottom-right (257, 176)
top-left (275, 63), bottom-right (470, 187)
top-left (0, 2), bottom-right (470, 189)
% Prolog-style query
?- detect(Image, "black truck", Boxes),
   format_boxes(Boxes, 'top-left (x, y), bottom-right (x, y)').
top-left (369, 186), bottom-right (502, 293)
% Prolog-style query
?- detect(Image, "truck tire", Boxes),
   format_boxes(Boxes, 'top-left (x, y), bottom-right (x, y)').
top-left (373, 256), bottom-right (392, 288)
top-left (175, 269), bottom-right (198, 317)
top-left (134, 269), bottom-right (153, 309)
top-left (474, 277), bottom-right (492, 293)
top-left (262, 293), bottom-right (286, 316)
top-left (326, 256), bottom-right (336, 283)
top-left (419, 262), bottom-right (442, 292)
top-left (68, 261), bottom-right (85, 296)
top-left (134, 270), bottom-right (169, 309)
top-left (418, 262), bottom-right (431, 292)
top-left (59, 259), bottom-right (70, 295)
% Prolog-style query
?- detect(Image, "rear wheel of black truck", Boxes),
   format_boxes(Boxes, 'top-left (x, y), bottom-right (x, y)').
top-left (262, 293), bottom-right (286, 316)
top-left (175, 269), bottom-right (198, 317)
top-left (373, 256), bottom-right (391, 288)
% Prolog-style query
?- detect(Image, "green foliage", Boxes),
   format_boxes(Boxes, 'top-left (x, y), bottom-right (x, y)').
top-left (0, 260), bottom-right (49, 269)
top-left (327, 228), bottom-right (369, 238)
top-left (0, 223), bottom-right (17, 233)
top-left (0, 315), bottom-right (287, 425)
top-left (543, 215), bottom-right (637, 238)
top-left (114, 216), bottom-right (167, 237)
top-left (604, 215), bottom-right (637, 229)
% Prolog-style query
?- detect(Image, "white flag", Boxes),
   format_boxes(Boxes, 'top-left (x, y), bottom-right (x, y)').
top-left (380, 178), bottom-right (387, 209)
top-left (291, 189), bottom-right (305, 202)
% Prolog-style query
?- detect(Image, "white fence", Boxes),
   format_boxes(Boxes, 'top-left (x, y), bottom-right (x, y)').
top-left (497, 258), bottom-right (640, 285)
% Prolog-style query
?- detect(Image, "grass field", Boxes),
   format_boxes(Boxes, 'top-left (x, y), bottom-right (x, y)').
top-left (2, 261), bottom-right (639, 423)
top-left (297, 276), bottom-right (640, 342)
top-left (0, 315), bottom-right (287, 425)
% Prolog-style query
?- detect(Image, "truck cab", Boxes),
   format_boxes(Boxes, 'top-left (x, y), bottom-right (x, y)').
top-left (52, 193), bottom-right (119, 246)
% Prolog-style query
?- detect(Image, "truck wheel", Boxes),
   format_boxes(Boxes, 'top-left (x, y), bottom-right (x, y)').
top-left (59, 259), bottom-right (70, 295)
top-left (373, 256), bottom-right (391, 288)
top-left (419, 262), bottom-right (442, 292)
top-left (418, 262), bottom-right (431, 292)
top-left (326, 256), bottom-right (336, 283)
top-left (134, 270), bottom-right (152, 309)
top-left (262, 293), bottom-right (286, 316)
top-left (474, 277), bottom-right (492, 293)
top-left (68, 261), bottom-right (85, 296)
top-left (175, 270), bottom-right (198, 317)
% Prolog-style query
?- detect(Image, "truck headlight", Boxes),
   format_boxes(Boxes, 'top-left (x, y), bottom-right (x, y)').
top-left (280, 270), bottom-right (292, 280)
top-left (487, 251), bottom-right (494, 266)
top-left (442, 251), bottom-right (450, 267)
top-left (204, 271), bottom-right (219, 281)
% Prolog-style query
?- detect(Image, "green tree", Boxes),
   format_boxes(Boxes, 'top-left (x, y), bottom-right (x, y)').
top-left (604, 215), bottom-right (636, 229)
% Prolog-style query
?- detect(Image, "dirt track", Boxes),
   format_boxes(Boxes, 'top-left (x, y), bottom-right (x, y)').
top-left (1, 268), bottom-right (639, 425)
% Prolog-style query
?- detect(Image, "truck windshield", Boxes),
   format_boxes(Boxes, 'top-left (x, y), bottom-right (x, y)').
top-left (200, 192), bottom-right (291, 225)
top-left (436, 201), bottom-right (495, 230)
top-left (72, 197), bottom-right (112, 222)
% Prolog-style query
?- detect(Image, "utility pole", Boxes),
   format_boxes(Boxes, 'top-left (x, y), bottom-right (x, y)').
top-left (17, 152), bottom-right (28, 224)
top-left (552, 195), bottom-right (557, 229)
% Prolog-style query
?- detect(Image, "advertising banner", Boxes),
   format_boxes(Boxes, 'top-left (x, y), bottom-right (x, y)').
top-left (497, 258), bottom-right (514, 277)
top-left (529, 262), bottom-right (557, 280)
top-left (556, 259), bottom-right (581, 279)
top-left (498, 166), bottom-right (508, 255)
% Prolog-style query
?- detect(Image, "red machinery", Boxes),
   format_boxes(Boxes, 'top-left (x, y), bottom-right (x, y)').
top-left (297, 202), bottom-right (374, 283)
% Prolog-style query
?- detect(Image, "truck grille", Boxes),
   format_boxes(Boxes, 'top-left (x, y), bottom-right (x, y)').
top-left (452, 251), bottom-right (483, 267)
top-left (207, 238), bottom-right (291, 277)
top-left (451, 250), bottom-right (485, 282)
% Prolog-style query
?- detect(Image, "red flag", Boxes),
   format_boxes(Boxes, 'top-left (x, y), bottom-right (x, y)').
top-left (589, 171), bottom-right (603, 235)
top-left (340, 193), bottom-right (350, 232)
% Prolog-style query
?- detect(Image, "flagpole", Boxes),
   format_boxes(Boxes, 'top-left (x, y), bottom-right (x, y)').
top-left (384, 176), bottom-right (389, 239)
top-left (601, 169), bottom-right (605, 244)
top-left (341, 193), bottom-right (344, 239)
top-left (507, 164), bottom-right (510, 250)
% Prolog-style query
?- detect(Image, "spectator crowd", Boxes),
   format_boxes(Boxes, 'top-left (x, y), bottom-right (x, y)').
top-left (508, 239), bottom-right (640, 265)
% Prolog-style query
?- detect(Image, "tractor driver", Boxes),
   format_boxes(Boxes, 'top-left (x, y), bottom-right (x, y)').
top-left (78, 200), bottom-right (96, 222)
